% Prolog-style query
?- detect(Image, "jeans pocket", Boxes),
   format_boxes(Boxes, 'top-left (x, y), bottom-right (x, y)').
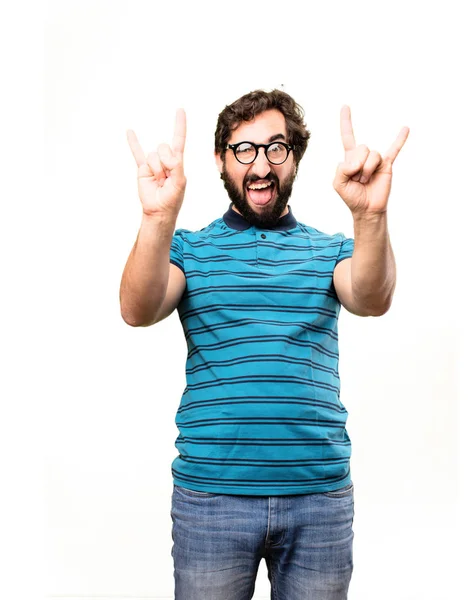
top-left (321, 482), bottom-right (354, 498)
top-left (174, 484), bottom-right (218, 498)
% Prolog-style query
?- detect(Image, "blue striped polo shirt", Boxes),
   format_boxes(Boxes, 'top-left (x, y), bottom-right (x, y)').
top-left (169, 203), bottom-right (355, 496)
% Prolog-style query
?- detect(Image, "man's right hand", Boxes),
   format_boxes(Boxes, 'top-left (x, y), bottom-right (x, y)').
top-left (126, 109), bottom-right (187, 220)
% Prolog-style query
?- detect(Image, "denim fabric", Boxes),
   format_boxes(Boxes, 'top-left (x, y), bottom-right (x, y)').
top-left (171, 482), bottom-right (354, 599)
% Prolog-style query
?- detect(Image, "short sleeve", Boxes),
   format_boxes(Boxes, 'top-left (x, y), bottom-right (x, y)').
top-left (335, 233), bottom-right (354, 265)
top-left (169, 228), bottom-right (187, 275)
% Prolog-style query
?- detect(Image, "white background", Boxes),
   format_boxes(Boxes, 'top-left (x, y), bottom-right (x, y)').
top-left (1, 0), bottom-right (471, 598)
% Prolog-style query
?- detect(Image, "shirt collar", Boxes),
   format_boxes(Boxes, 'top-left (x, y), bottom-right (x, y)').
top-left (222, 203), bottom-right (298, 231)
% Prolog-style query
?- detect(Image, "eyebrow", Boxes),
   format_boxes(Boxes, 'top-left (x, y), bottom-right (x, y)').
top-left (230, 133), bottom-right (287, 145)
top-left (267, 133), bottom-right (286, 143)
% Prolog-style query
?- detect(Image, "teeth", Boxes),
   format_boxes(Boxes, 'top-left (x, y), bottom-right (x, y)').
top-left (248, 182), bottom-right (272, 190)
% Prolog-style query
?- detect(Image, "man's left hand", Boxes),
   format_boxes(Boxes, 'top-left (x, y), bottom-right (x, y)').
top-left (332, 105), bottom-right (409, 215)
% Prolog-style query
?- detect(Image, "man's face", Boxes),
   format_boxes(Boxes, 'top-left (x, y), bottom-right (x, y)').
top-left (216, 109), bottom-right (298, 229)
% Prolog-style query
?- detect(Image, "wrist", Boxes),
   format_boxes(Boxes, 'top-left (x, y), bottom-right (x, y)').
top-left (141, 210), bottom-right (178, 228)
top-left (351, 210), bottom-right (387, 225)
top-left (352, 211), bottom-right (389, 243)
top-left (138, 212), bottom-right (178, 244)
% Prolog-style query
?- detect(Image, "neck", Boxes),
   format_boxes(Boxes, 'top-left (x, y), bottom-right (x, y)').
top-left (231, 204), bottom-right (289, 218)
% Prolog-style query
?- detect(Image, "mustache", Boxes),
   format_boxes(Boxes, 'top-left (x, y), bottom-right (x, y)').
top-left (244, 173), bottom-right (279, 186)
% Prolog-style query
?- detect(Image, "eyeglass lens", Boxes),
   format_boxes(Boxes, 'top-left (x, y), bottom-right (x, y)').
top-left (235, 142), bottom-right (288, 164)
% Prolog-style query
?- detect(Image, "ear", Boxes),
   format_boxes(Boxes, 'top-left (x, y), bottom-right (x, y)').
top-left (214, 152), bottom-right (224, 174)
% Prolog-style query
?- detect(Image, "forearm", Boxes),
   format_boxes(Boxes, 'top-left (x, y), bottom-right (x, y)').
top-left (351, 212), bottom-right (396, 314)
top-left (120, 213), bottom-right (177, 326)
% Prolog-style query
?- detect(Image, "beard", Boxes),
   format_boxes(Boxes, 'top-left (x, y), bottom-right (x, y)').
top-left (220, 161), bottom-right (298, 229)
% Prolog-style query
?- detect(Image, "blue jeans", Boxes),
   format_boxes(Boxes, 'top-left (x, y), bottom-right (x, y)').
top-left (171, 482), bottom-right (355, 599)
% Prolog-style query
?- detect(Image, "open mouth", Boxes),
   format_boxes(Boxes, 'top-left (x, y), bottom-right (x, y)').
top-left (246, 180), bottom-right (275, 206)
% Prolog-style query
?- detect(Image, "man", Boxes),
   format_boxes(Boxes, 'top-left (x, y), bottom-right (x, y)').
top-left (120, 89), bottom-right (409, 599)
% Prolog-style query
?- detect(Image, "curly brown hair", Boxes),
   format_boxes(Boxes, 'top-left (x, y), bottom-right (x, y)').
top-left (214, 89), bottom-right (311, 167)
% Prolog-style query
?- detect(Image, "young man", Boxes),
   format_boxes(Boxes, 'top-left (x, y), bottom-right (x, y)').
top-left (120, 89), bottom-right (409, 599)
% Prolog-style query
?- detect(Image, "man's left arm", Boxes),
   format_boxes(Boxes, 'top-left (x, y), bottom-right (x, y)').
top-left (331, 105), bottom-right (409, 317)
top-left (333, 213), bottom-right (395, 317)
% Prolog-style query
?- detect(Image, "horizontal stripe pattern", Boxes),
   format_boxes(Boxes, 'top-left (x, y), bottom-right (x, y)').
top-left (169, 205), bottom-right (354, 495)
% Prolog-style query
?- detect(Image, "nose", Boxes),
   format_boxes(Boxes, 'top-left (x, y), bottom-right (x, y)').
top-left (250, 147), bottom-right (271, 178)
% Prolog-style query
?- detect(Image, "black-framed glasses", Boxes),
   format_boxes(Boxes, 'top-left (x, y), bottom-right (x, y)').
top-left (226, 141), bottom-right (294, 165)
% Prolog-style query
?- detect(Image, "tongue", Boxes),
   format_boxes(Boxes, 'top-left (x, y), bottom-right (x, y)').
top-left (248, 186), bottom-right (272, 206)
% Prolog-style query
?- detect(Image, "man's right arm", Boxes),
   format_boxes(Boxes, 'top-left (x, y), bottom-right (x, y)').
top-left (119, 213), bottom-right (185, 327)
top-left (121, 110), bottom-right (188, 326)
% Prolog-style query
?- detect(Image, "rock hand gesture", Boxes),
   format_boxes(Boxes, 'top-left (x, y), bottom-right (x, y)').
top-left (332, 105), bottom-right (409, 216)
top-left (127, 109), bottom-right (187, 220)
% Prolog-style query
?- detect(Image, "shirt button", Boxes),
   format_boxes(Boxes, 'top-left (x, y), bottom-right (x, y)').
top-left (261, 234), bottom-right (266, 239)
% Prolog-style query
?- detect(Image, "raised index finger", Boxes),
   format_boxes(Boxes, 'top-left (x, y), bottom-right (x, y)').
top-left (340, 105), bottom-right (356, 153)
top-left (126, 129), bottom-right (146, 167)
top-left (172, 108), bottom-right (187, 156)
